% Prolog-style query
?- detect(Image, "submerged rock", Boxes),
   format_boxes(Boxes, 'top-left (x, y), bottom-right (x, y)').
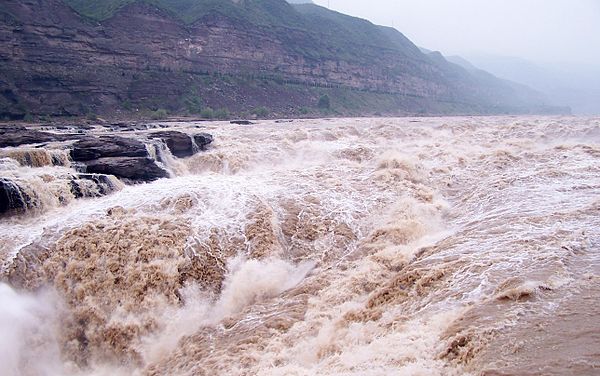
top-left (230, 120), bottom-right (254, 125)
top-left (85, 157), bottom-right (169, 182)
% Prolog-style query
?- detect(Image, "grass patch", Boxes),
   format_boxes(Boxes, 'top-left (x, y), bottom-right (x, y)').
top-left (251, 106), bottom-right (269, 118)
top-left (150, 108), bottom-right (168, 120)
top-left (214, 108), bottom-right (230, 120)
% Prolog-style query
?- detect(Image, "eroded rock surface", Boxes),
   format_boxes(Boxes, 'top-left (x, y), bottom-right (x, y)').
top-left (0, 124), bottom-right (214, 215)
top-left (71, 136), bottom-right (148, 161)
top-left (85, 157), bottom-right (169, 182)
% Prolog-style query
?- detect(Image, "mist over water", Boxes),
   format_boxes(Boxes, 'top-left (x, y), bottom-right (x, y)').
top-left (312, 0), bottom-right (600, 114)
top-left (1, 117), bottom-right (599, 375)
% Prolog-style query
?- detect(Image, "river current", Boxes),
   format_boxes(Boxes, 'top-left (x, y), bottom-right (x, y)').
top-left (1, 116), bottom-right (599, 375)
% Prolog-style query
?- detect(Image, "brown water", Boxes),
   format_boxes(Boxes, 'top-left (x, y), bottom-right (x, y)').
top-left (1, 116), bottom-right (599, 375)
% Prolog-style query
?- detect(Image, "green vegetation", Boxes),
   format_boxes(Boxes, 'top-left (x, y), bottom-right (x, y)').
top-left (63, 0), bottom-right (305, 26)
top-left (317, 94), bottom-right (331, 109)
top-left (214, 108), bottom-right (230, 120)
top-left (86, 112), bottom-right (99, 121)
top-left (183, 92), bottom-right (204, 114)
top-left (121, 100), bottom-right (132, 110)
top-left (200, 107), bottom-right (214, 119)
top-left (198, 107), bottom-right (230, 119)
top-left (251, 106), bottom-right (270, 118)
top-left (0, 3), bottom-right (19, 24)
top-left (23, 113), bottom-right (34, 122)
top-left (150, 108), bottom-right (168, 120)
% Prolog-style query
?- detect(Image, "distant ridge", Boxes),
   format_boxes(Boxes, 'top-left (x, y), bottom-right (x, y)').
top-left (0, 0), bottom-right (568, 119)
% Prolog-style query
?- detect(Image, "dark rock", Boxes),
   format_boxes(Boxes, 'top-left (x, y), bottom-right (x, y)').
top-left (192, 133), bottom-right (214, 151)
top-left (69, 180), bottom-right (85, 199)
top-left (230, 120), bottom-right (254, 125)
top-left (0, 178), bottom-right (29, 214)
top-left (71, 135), bottom-right (148, 161)
top-left (275, 119), bottom-right (294, 123)
top-left (0, 126), bottom-right (58, 147)
top-left (85, 157), bottom-right (168, 182)
top-left (112, 127), bottom-right (135, 132)
top-left (148, 131), bottom-right (195, 158)
top-left (70, 173), bottom-right (121, 198)
top-left (108, 122), bottom-right (136, 132)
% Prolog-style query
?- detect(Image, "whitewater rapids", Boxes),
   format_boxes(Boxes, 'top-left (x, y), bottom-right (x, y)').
top-left (1, 116), bottom-right (599, 375)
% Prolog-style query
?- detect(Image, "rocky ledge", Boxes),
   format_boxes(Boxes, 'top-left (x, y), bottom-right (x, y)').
top-left (0, 124), bottom-right (214, 216)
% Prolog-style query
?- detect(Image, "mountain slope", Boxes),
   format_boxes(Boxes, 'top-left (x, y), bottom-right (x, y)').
top-left (0, 0), bottom-right (567, 119)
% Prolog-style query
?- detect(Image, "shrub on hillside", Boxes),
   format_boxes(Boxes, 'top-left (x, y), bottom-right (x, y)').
top-left (151, 108), bottom-right (168, 120)
top-left (251, 106), bottom-right (269, 118)
top-left (214, 108), bottom-right (230, 120)
top-left (201, 107), bottom-right (215, 119)
top-left (318, 94), bottom-right (331, 109)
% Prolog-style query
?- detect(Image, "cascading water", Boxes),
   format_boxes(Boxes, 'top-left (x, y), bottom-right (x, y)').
top-left (146, 138), bottom-right (189, 177)
top-left (0, 116), bottom-right (599, 375)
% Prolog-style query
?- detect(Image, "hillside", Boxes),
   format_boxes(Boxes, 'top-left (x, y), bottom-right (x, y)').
top-left (0, 0), bottom-right (567, 120)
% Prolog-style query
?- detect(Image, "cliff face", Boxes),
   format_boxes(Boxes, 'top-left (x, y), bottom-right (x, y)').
top-left (0, 0), bottom-right (567, 119)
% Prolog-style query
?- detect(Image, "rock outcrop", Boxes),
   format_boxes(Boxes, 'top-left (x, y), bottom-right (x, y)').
top-left (0, 125), bottom-right (77, 147)
top-left (193, 133), bottom-right (214, 151)
top-left (148, 131), bottom-right (213, 158)
top-left (70, 136), bottom-right (149, 161)
top-left (0, 124), bottom-right (215, 215)
top-left (70, 135), bottom-right (168, 182)
top-left (0, 178), bottom-right (26, 214)
top-left (0, 173), bottom-right (123, 215)
top-left (70, 174), bottom-right (122, 198)
top-left (85, 157), bottom-right (169, 182)
top-left (148, 131), bottom-right (196, 158)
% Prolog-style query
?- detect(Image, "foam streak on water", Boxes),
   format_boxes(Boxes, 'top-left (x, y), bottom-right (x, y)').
top-left (1, 116), bottom-right (599, 375)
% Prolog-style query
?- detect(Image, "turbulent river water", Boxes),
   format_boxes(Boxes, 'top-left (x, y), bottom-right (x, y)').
top-left (0, 116), bottom-right (599, 376)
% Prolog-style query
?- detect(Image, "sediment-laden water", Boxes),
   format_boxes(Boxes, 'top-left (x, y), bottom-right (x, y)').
top-left (1, 116), bottom-right (599, 375)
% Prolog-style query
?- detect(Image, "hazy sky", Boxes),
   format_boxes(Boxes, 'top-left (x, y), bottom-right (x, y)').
top-left (311, 0), bottom-right (600, 65)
